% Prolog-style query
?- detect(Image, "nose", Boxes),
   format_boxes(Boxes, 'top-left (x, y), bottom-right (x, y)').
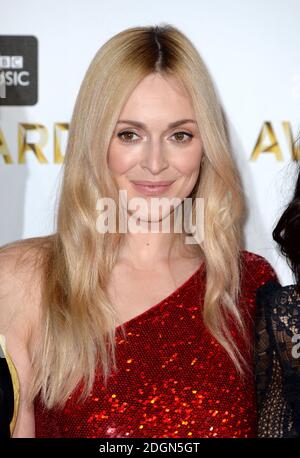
top-left (140, 140), bottom-right (169, 175)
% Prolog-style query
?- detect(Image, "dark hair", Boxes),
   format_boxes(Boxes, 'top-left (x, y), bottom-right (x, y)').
top-left (273, 164), bottom-right (300, 287)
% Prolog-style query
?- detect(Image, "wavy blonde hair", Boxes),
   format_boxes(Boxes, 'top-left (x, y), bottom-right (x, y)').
top-left (1, 24), bottom-right (247, 409)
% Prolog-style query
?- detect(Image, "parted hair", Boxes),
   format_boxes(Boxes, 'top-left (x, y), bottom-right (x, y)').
top-left (0, 23), bottom-right (247, 409)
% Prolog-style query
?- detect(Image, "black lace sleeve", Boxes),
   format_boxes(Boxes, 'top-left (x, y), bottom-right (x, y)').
top-left (255, 280), bottom-right (300, 437)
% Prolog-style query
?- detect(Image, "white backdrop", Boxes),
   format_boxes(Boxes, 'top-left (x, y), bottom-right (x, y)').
top-left (1, 0), bottom-right (299, 285)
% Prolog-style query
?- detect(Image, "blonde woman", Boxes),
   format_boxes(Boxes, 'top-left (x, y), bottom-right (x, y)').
top-left (0, 24), bottom-right (277, 438)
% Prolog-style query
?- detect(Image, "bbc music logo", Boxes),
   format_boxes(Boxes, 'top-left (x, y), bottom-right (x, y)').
top-left (0, 55), bottom-right (29, 99)
top-left (0, 36), bottom-right (38, 105)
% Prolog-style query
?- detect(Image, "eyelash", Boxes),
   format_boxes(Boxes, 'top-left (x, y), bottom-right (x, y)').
top-left (117, 130), bottom-right (193, 144)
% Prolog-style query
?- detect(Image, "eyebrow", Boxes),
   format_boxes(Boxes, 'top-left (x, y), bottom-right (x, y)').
top-left (116, 119), bottom-right (197, 129)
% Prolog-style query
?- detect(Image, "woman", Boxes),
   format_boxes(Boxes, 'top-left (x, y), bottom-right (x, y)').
top-left (0, 24), bottom-right (277, 438)
top-left (255, 165), bottom-right (300, 438)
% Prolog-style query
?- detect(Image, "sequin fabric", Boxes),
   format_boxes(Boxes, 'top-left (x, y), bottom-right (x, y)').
top-left (34, 251), bottom-right (277, 438)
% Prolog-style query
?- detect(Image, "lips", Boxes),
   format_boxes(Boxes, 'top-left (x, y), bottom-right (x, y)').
top-left (130, 180), bottom-right (175, 196)
top-left (131, 180), bottom-right (175, 186)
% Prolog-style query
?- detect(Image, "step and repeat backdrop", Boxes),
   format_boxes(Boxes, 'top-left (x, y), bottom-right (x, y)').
top-left (0, 0), bottom-right (299, 284)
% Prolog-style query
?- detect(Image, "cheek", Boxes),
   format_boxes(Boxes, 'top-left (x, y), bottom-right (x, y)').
top-left (107, 144), bottom-right (138, 175)
top-left (173, 145), bottom-right (203, 175)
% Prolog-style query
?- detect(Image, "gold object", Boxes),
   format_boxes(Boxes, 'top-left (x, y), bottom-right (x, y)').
top-left (0, 335), bottom-right (20, 436)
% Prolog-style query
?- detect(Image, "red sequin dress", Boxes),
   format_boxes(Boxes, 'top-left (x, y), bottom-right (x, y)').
top-left (34, 251), bottom-right (277, 438)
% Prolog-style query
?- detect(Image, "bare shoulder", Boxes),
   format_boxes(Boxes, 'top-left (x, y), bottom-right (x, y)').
top-left (0, 236), bottom-right (53, 437)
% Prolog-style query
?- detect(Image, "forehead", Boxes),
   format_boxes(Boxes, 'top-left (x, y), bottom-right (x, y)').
top-left (119, 73), bottom-right (195, 120)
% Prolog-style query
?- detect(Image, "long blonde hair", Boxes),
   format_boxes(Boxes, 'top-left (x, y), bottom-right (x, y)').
top-left (1, 24), bottom-right (247, 409)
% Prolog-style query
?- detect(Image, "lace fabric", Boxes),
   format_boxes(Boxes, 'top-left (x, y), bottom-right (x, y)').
top-left (255, 280), bottom-right (300, 437)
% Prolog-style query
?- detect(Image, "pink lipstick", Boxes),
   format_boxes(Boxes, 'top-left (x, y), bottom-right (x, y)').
top-left (130, 180), bottom-right (175, 196)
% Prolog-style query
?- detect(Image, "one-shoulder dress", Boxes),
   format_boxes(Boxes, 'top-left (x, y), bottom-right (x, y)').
top-left (34, 251), bottom-right (277, 438)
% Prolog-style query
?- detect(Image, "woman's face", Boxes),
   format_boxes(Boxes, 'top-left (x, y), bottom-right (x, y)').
top-left (107, 72), bottom-right (203, 223)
